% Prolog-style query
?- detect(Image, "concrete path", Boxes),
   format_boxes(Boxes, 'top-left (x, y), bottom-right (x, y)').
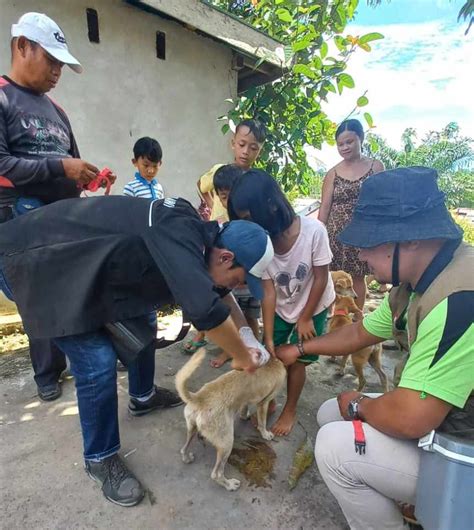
top-left (0, 308), bottom-right (399, 529)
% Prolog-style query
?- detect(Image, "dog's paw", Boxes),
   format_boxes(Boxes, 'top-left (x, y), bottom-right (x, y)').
top-left (259, 429), bottom-right (274, 441)
top-left (224, 478), bottom-right (241, 491)
top-left (181, 452), bottom-right (195, 464)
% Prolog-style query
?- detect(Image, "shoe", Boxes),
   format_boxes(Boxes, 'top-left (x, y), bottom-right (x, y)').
top-left (85, 454), bottom-right (145, 507)
top-left (128, 385), bottom-right (183, 416)
top-left (37, 382), bottom-right (62, 401)
top-left (181, 338), bottom-right (208, 355)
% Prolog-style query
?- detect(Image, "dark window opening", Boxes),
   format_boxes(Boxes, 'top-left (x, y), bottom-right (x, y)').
top-left (156, 31), bottom-right (166, 60)
top-left (86, 8), bottom-right (100, 43)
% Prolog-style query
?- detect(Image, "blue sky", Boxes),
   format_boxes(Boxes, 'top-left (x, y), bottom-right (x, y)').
top-left (312, 0), bottom-right (473, 168)
top-left (354, 0), bottom-right (465, 25)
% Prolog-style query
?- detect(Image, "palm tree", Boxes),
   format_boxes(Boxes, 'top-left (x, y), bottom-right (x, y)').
top-left (365, 123), bottom-right (474, 208)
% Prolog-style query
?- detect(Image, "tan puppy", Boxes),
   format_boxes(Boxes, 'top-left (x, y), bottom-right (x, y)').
top-left (331, 270), bottom-right (358, 298)
top-left (175, 349), bottom-right (286, 491)
top-left (329, 295), bottom-right (389, 392)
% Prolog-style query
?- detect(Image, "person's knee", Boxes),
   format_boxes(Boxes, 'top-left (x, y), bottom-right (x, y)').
top-left (69, 336), bottom-right (117, 381)
top-left (317, 397), bottom-right (340, 426)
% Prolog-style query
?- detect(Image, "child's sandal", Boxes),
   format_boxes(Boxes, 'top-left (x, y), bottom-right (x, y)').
top-left (181, 339), bottom-right (208, 355)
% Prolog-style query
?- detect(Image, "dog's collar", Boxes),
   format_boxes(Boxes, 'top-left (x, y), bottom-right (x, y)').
top-left (333, 309), bottom-right (349, 316)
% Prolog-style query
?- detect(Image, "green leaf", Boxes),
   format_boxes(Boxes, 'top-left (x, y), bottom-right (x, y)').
top-left (293, 64), bottom-right (315, 78)
top-left (357, 95), bottom-right (369, 107)
top-left (288, 434), bottom-right (314, 490)
top-left (359, 32), bottom-right (384, 45)
top-left (312, 56), bottom-right (323, 70)
top-left (292, 38), bottom-right (313, 52)
top-left (221, 123), bottom-right (230, 135)
top-left (339, 73), bottom-right (355, 88)
top-left (364, 112), bottom-right (374, 128)
top-left (334, 36), bottom-right (347, 52)
top-left (276, 8), bottom-right (293, 23)
top-left (320, 41), bottom-right (328, 60)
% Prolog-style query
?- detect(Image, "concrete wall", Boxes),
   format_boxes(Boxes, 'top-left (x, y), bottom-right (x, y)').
top-left (0, 0), bottom-right (238, 202)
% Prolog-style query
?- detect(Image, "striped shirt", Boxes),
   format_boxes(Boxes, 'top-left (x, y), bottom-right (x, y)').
top-left (123, 173), bottom-right (164, 199)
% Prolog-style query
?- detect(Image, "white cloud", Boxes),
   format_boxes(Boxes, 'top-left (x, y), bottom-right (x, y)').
top-left (313, 19), bottom-right (474, 170)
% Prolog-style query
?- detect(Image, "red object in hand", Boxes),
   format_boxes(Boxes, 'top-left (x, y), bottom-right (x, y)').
top-left (85, 167), bottom-right (113, 195)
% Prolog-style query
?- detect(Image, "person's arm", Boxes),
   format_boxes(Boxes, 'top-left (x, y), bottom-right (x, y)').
top-left (277, 320), bottom-right (383, 366)
top-left (222, 291), bottom-right (248, 329)
top-left (262, 279), bottom-right (276, 356)
top-left (297, 265), bottom-right (328, 340)
top-left (0, 100), bottom-right (97, 187)
top-left (0, 103), bottom-right (61, 186)
top-left (337, 388), bottom-right (452, 439)
top-left (317, 170), bottom-right (335, 224)
top-left (205, 315), bottom-right (257, 372)
top-left (340, 291), bottom-right (474, 438)
top-left (197, 172), bottom-right (214, 210)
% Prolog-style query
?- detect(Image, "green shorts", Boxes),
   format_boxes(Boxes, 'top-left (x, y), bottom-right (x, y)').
top-left (273, 309), bottom-right (328, 364)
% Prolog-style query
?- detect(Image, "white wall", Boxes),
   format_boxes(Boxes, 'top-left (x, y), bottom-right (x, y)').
top-left (0, 0), bottom-right (238, 202)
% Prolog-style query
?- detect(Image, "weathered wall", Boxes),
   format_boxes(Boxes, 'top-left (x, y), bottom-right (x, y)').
top-left (0, 0), bottom-right (238, 202)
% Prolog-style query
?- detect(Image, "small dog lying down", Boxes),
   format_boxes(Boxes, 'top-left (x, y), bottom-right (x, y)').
top-left (175, 349), bottom-right (286, 491)
top-left (329, 294), bottom-right (389, 392)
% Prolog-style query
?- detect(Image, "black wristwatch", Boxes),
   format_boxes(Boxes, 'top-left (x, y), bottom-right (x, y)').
top-left (347, 395), bottom-right (366, 420)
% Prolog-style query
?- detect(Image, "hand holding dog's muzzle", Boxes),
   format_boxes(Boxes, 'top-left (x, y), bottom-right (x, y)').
top-left (239, 326), bottom-right (271, 367)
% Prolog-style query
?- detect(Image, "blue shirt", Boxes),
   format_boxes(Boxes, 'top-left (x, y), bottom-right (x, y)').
top-left (123, 172), bottom-right (164, 199)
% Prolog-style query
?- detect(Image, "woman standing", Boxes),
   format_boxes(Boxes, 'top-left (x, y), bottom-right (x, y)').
top-left (318, 119), bottom-right (384, 309)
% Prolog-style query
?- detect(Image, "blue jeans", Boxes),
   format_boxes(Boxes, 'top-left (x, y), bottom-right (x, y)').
top-left (54, 314), bottom-right (156, 461)
top-left (1, 265), bottom-right (157, 459)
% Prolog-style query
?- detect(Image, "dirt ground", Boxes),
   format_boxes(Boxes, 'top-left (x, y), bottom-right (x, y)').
top-left (0, 294), bottom-right (400, 530)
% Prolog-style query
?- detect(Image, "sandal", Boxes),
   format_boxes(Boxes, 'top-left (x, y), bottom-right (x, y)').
top-left (181, 338), bottom-right (208, 355)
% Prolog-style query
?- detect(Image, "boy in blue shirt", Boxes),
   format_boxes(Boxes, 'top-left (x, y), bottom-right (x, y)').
top-left (123, 137), bottom-right (164, 199)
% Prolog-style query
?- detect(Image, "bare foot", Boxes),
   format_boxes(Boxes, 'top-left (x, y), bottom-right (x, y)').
top-left (210, 351), bottom-right (232, 368)
top-left (250, 399), bottom-right (277, 427)
top-left (271, 406), bottom-right (296, 436)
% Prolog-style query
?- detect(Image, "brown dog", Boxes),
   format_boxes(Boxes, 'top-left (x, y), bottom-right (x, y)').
top-left (329, 294), bottom-right (389, 392)
top-left (175, 349), bottom-right (286, 491)
top-left (331, 270), bottom-right (358, 298)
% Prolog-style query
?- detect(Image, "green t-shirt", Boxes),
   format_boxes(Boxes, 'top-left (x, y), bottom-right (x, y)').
top-left (363, 293), bottom-right (474, 409)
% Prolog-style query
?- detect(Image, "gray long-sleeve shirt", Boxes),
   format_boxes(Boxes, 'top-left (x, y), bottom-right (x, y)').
top-left (0, 75), bottom-right (80, 207)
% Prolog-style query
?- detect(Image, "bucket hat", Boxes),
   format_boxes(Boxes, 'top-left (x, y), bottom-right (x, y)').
top-left (339, 166), bottom-right (463, 248)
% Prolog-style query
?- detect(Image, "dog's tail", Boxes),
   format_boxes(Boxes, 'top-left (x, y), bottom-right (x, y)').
top-left (175, 348), bottom-right (206, 404)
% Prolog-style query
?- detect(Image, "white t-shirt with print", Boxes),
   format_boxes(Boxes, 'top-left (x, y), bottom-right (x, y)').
top-left (262, 217), bottom-right (335, 323)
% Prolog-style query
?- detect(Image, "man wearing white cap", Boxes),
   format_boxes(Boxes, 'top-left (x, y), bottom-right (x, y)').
top-left (0, 13), bottom-right (101, 401)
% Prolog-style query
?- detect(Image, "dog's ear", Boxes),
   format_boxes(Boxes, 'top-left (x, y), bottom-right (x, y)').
top-left (335, 279), bottom-right (344, 288)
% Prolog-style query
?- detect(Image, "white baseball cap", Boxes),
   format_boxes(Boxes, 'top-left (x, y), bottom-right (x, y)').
top-left (11, 12), bottom-right (82, 73)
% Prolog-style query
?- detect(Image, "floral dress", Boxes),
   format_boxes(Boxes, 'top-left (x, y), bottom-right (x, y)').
top-left (327, 163), bottom-right (374, 276)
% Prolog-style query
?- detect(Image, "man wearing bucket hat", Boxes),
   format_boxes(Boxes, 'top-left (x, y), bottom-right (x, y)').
top-left (0, 194), bottom-right (274, 506)
top-left (1, 13), bottom-right (105, 401)
top-left (276, 167), bottom-right (473, 529)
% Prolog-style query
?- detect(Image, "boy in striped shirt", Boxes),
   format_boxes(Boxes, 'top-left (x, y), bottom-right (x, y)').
top-left (123, 137), bottom-right (164, 199)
